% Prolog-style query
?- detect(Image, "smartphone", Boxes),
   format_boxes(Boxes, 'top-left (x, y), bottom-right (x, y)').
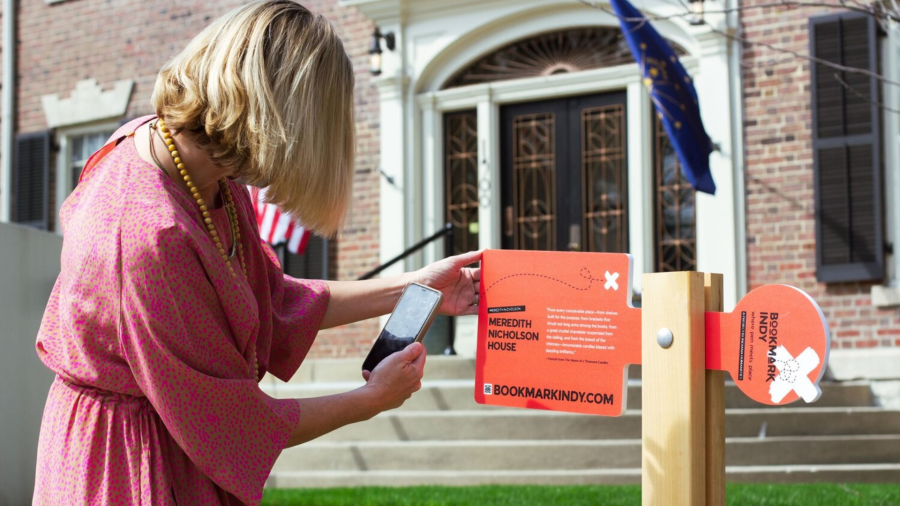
top-left (362, 283), bottom-right (443, 372)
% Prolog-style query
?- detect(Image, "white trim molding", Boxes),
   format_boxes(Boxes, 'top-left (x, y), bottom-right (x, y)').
top-left (374, 73), bottom-right (411, 278)
top-left (0, 0), bottom-right (16, 223)
top-left (41, 79), bottom-right (133, 129)
top-left (828, 348), bottom-right (900, 381)
top-left (872, 286), bottom-right (900, 308)
top-left (874, 21), bottom-right (900, 309)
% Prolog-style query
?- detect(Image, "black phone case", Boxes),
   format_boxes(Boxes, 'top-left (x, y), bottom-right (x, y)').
top-left (361, 283), bottom-right (442, 371)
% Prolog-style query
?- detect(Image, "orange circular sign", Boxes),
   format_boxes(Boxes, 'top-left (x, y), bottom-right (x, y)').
top-left (706, 285), bottom-right (830, 406)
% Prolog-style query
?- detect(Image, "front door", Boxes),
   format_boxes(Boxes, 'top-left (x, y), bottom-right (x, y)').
top-left (500, 92), bottom-right (628, 253)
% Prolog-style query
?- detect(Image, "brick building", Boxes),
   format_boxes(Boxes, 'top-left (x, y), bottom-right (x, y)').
top-left (740, 1), bottom-right (900, 380)
top-left (2, 0), bottom-right (383, 357)
top-left (0, 0), bottom-right (897, 379)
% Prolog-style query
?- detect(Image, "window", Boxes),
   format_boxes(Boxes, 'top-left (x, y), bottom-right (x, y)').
top-left (810, 12), bottom-right (884, 282)
top-left (281, 235), bottom-right (336, 280)
top-left (444, 110), bottom-right (480, 256)
top-left (54, 123), bottom-right (118, 231)
top-left (653, 113), bottom-right (696, 272)
top-left (69, 131), bottom-right (114, 190)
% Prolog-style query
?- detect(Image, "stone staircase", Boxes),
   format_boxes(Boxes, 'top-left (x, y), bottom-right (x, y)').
top-left (262, 357), bottom-right (900, 488)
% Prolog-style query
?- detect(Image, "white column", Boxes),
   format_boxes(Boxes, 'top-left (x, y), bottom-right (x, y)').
top-left (694, 27), bottom-right (740, 310)
top-left (418, 93), bottom-right (445, 265)
top-left (726, 0), bottom-right (749, 301)
top-left (405, 87), bottom-right (425, 271)
top-left (880, 25), bottom-right (900, 287)
top-left (375, 75), bottom-right (410, 278)
top-left (450, 93), bottom-right (499, 359)
top-left (54, 135), bottom-right (69, 232)
top-left (477, 92), bottom-right (501, 250)
top-left (626, 79), bottom-right (652, 294)
top-left (0, 0), bottom-right (15, 223)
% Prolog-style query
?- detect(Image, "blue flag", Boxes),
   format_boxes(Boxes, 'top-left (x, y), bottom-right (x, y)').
top-left (610, 0), bottom-right (716, 194)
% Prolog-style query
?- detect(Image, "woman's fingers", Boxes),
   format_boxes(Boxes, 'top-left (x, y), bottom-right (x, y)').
top-left (402, 342), bottom-right (424, 364)
top-left (409, 344), bottom-right (427, 376)
top-left (364, 342), bottom-right (429, 413)
top-left (461, 303), bottom-right (480, 316)
top-left (451, 249), bottom-right (483, 268)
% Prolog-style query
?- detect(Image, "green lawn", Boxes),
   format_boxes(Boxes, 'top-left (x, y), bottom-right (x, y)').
top-left (262, 484), bottom-right (900, 506)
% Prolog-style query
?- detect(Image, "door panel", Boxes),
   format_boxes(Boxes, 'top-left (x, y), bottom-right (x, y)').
top-left (510, 111), bottom-right (559, 250)
top-left (501, 92), bottom-right (627, 253)
top-left (580, 101), bottom-right (628, 253)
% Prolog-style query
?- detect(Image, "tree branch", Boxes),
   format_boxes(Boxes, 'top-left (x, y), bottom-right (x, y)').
top-left (833, 72), bottom-right (900, 114)
top-left (578, 0), bottom-right (900, 88)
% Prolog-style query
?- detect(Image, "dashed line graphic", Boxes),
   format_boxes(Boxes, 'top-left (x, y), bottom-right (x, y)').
top-left (485, 268), bottom-right (604, 294)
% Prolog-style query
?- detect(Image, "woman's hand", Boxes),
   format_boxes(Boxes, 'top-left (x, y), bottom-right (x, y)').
top-left (318, 250), bottom-right (482, 329)
top-left (287, 343), bottom-right (426, 447)
top-left (411, 250), bottom-right (482, 316)
top-left (361, 342), bottom-right (426, 412)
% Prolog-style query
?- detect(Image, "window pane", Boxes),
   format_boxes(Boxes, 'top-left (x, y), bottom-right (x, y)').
top-left (582, 103), bottom-right (627, 253)
top-left (654, 115), bottom-right (696, 272)
top-left (512, 112), bottom-right (555, 251)
top-left (444, 111), bottom-right (480, 256)
top-left (71, 130), bottom-right (114, 189)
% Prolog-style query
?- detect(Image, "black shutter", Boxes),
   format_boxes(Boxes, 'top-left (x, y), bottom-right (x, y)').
top-left (283, 235), bottom-right (330, 280)
top-left (12, 131), bottom-right (52, 230)
top-left (810, 12), bottom-right (883, 282)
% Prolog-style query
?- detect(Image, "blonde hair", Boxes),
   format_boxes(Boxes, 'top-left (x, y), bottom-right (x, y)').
top-left (152, 0), bottom-right (355, 236)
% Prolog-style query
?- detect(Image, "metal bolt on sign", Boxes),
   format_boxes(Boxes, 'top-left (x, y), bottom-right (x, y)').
top-left (656, 328), bottom-right (674, 348)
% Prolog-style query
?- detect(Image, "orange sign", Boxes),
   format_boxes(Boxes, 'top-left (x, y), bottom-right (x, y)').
top-left (475, 250), bottom-right (831, 416)
top-left (706, 285), bottom-right (830, 405)
top-left (474, 250), bottom-right (641, 416)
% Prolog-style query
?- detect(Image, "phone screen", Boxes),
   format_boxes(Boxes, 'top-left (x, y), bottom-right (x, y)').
top-left (362, 284), bottom-right (442, 372)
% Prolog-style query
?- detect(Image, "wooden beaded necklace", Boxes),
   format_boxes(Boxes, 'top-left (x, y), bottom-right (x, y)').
top-left (151, 119), bottom-right (257, 380)
top-left (152, 119), bottom-right (247, 278)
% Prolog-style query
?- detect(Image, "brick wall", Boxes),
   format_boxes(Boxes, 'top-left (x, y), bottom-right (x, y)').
top-left (741, 3), bottom-right (900, 349)
top-left (15, 0), bottom-right (381, 356)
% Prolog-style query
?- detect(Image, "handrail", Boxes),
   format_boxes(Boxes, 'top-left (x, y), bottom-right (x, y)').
top-left (357, 223), bottom-right (453, 281)
top-left (357, 223), bottom-right (456, 355)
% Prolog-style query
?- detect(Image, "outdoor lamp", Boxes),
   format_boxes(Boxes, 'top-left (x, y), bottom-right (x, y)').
top-left (688, 0), bottom-right (705, 25)
top-left (368, 28), bottom-right (396, 76)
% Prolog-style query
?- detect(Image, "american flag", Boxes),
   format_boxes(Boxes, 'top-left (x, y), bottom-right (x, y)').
top-left (249, 187), bottom-right (311, 254)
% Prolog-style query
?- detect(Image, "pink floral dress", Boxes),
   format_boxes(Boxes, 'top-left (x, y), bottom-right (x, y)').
top-left (33, 116), bottom-right (329, 506)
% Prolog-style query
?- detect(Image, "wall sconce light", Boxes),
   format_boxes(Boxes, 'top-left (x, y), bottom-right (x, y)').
top-left (368, 27), bottom-right (396, 76)
top-left (688, 0), bottom-right (705, 25)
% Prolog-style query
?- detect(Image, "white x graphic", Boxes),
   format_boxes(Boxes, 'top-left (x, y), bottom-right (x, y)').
top-left (604, 271), bottom-right (619, 291)
top-left (768, 345), bottom-right (820, 403)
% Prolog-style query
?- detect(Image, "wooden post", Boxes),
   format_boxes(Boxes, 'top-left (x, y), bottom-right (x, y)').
top-left (705, 273), bottom-right (726, 506)
top-left (641, 272), bottom-right (706, 506)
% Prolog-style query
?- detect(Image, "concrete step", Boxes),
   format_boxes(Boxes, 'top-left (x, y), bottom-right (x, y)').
top-left (305, 407), bottom-right (900, 442)
top-left (267, 463), bottom-right (900, 488)
top-left (285, 359), bottom-right (648, 384)
top-left (261, 379), bottom-right (874, 411)
top-left (273, 435), bottom-right (900, 473)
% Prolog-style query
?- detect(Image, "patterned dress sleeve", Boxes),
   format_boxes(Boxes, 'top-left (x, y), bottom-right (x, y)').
top-left (118, 223), bottom-right (299, 506)
top-left (259, 240), bottom-right (330, 382)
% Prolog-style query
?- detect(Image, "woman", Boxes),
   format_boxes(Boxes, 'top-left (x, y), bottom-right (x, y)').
top-left (32, 2), bottom-right (481, 505)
